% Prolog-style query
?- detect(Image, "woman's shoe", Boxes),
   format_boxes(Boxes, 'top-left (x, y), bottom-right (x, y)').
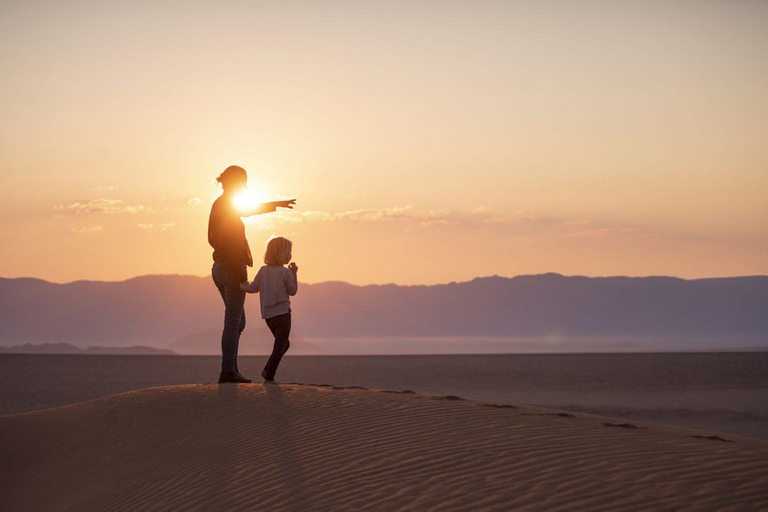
top-left (261, 369), bottom-right (276, 383)
top-left (235, 371), bottom-right (252, 383)
top-left (218, 371), bottom-right (252, 384)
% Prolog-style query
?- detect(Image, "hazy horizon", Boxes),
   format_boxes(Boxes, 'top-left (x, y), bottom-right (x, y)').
top-left (4, 270), bottom-right (768, 287)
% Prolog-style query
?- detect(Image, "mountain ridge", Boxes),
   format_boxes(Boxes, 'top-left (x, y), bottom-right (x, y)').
top-left (6, 272), bottom-right (767, 288)
top-left (1, 273), bottom-right (766, 352)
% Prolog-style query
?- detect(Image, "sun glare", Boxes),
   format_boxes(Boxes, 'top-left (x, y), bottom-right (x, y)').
top-left (233, 187), bottom-right (264, 213)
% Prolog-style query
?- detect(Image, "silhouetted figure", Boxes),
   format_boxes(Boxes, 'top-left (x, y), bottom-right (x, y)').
top-left (241, 236), bottom-right (298, 383)
top-left (208, 165), bottom-right (295, 383)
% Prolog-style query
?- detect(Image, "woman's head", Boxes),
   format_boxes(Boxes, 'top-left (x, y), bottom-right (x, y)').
top-left (264, 236), bottom-right (293, 266)
top-left (216, 165), bottom-right (248, 192)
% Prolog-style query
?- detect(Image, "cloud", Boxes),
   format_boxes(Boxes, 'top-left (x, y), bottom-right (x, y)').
top-left (56, 199), bottom-right (150, 215)
top-left (300, 210), bottom-right (332, 222)
top-left (256, 206), bottom-right (531, 228)
top-left (294, 206), bottom-right (451, 224)
top-left (136, 223), bottom-right (175, 231)
top-left (337, 207), bottom-right (451, 223)
top-left (482, 214), bottom-right (539, 224)
top-left (71, 225), bottom-right (103, 234)
top-left (419, 219), bottom-right (460, 227)
top-left (187, 197), bottom-right (203, 205)
top-left (242, 204), bottom-right (659, 240)
top-left (287, 206), bottom-right (549, 230)
top-left (565, 227), bottom-right (655, 238)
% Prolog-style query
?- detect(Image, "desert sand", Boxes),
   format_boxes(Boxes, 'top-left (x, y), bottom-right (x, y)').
top-left (1, 384), bottom-right (767, 511)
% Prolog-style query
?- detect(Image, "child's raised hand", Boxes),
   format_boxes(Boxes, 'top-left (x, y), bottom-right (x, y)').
top-left (239, 281), bottom-right (251, 292)
top-left (288, 262), bottom-right (298, 273)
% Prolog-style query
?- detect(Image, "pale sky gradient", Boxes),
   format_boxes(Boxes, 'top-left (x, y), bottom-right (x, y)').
top-left (1, 0), bottom-right (767, 285)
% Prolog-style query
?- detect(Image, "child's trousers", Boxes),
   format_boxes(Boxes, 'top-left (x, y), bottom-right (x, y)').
top-left (264, 312), bottom-right (291, 380)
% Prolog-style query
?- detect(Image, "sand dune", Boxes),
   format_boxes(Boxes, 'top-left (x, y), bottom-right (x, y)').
top-left (1, 384), bottom-right (767, 511)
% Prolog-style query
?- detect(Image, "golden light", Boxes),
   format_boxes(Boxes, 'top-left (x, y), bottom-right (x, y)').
top-left (232, 184), bottom-right (272, 214)
top-left (233, 190), bottom-right (256, 212)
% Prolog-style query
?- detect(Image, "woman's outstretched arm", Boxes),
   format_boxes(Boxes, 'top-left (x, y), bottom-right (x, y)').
top-left (240, 199), bottom-right (296, 217)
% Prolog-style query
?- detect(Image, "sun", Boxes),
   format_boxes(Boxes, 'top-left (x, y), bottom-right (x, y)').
top-left (233, 190), bottom-right (256, 212)
top-left (232, 184), bottom-right (271, 213)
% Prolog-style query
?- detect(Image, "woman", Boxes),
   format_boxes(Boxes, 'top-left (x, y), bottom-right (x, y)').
top-left (208, 165), bottom-right (296, 383)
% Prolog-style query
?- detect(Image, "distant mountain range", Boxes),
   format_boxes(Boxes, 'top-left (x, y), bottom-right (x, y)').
top-left (0, 273), bottom-right (766, 353)
top-left (0, 343), bottom-right (175, 355)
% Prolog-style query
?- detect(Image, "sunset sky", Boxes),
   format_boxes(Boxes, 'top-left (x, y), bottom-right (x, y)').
top-left (1, 0), bottom-right (766, 285)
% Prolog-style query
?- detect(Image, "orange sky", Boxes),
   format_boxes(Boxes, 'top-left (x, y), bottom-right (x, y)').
top-left (1, 1), bottom-right (767, 285)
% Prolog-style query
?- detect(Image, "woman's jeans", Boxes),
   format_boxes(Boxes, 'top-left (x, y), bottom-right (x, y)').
top-left (212, 262), bottom-right (247, 372)
top-left (264, 312), bottom-right (291, 380)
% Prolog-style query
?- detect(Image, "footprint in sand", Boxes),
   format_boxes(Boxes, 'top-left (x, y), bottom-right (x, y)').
top-left (603, 422), bottom-right (648, 430)
top-left (692, 435), bottom-right (733, 442)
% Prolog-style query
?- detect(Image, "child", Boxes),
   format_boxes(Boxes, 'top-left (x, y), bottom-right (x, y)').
top-left (240, 236), bottom-right (298, 383)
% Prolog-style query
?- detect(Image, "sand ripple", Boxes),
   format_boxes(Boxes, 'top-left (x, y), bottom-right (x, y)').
top-left (1, 384), bottom-right (767, 511)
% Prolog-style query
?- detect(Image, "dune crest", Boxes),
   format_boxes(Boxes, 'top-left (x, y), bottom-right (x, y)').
top-left (1, 384), bottom-right (767, 511)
